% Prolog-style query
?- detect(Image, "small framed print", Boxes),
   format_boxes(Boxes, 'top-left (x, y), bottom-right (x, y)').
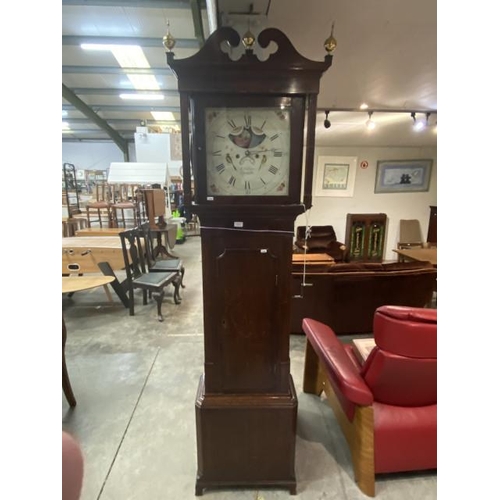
top-left (375, 159), bottom-right (433, 193)
top-left (314, 156), bottom-right (357, 197)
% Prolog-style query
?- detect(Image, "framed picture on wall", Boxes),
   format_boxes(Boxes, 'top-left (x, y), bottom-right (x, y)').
top-left (375, 159), bottom-right (433, 193)
top-left (314, 156), bottom-right (357, 197)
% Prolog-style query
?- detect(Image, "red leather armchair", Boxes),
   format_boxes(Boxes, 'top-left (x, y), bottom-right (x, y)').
top-left (302, 305), bottom-right (437, 496)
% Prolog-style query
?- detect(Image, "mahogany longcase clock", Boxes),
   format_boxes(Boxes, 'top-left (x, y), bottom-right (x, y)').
top-left (166, 26), bottom-right (333, 495)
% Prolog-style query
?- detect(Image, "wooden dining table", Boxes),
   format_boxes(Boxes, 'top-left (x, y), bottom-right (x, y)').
top-left (62, 236), bottom-right (134, 307)
top-left (75, 227), bottom-right (125, 237)
top-left (62, 275), bottom-right (116, 300)
top-left (392, 247), bottom-right (437, 267)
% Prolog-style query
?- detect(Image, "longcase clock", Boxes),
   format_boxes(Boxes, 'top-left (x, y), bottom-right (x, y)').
top-left (166, 26), bottom-right (333, 495)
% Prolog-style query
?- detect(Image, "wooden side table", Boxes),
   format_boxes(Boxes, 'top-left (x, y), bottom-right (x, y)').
top-left (292, 253), bottom-right (335, 271)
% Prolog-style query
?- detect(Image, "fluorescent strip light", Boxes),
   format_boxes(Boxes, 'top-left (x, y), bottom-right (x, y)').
top-left (151, 111), bottom-right (176, 121)
top-left (126, 75), bottom-right (160, 90)
top-left (120, 93), bottom-right (164, 101)
top-left (80, 43), bottom-right (160, 90)
top-left (111, 46), bottom-right (149, 68)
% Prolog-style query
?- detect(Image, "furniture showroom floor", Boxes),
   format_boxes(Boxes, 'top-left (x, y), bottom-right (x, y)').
top-left (62, 236), bottom-right (437, 500)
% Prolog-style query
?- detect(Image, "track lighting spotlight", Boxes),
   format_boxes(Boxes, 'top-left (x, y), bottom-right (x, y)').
top-left (324, 110), bottom-right (331, 129)
top-left (366, 111), bottom-right (376, 130)
top-left (411, 112), bottom-right (425, 131)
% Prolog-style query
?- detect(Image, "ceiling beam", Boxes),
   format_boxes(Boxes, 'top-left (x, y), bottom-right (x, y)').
top-left (62, 84), bottom-right (129, 155)
top-left (66, 118), bottom-right (179, 125)
top-left (71, 88), bottom-right (179, 97)
top-left (64, 129), bottom-right (134, 134)
top-left (63, 35), bottom-right (199, 49)
top-left (190, 0), bottom-right (205, 47)
top-left (62, 65), bottom-right (173, 75)
top-left (62, 0), bottom-right (191, 7)
top-left (63, 138), bottom-right (134, 144)
top-left (62, 103), bottom-right (180, 112)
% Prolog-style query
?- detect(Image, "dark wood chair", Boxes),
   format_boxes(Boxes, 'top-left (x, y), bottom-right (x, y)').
top-left (138, 222), bottom-right (186, 288)
top-left (119, 227), bottom-right (182, 322)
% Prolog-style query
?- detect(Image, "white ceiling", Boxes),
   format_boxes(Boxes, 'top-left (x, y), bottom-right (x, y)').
top-left (62, 0), bottom-right (437, 148)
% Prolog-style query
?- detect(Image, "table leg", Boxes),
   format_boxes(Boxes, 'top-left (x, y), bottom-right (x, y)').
top-left (153, 231), bottom-right (178, 259)
top-left (97, 262), bottom-right (129, 308)
top-left (62, 316), bottom-right (77, 407)
top-left (103, 284), bottom-right (114, 303)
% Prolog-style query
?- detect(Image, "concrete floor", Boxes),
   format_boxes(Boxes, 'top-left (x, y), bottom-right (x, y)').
top-left (62, 235), bottom-right (437, 500)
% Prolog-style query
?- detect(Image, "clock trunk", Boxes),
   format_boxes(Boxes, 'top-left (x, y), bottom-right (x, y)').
top-left (194, 206), bottom-right (299, 494)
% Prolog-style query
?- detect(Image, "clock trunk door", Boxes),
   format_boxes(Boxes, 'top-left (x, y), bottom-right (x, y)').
top-left (203, 241), bottom-right (284, 394)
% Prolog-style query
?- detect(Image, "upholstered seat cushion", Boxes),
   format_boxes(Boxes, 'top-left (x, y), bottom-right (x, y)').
top-left (134, 271), bottom-right (177, 288)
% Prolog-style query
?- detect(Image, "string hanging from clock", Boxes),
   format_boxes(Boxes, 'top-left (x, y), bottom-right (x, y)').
top-left (292, 203), bottom-right (314, 299)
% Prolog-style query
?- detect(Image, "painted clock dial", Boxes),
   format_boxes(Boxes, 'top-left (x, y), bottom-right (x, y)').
top-left (205, 107), bottom-right (291, 196)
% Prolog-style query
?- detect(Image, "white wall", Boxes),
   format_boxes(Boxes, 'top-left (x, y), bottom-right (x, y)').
top-left (297, 146), bottom-right (437, 261)
top-left (134, 132), bottom-right (182, 178)
top-left (61, 142), bottom-right (136, 172)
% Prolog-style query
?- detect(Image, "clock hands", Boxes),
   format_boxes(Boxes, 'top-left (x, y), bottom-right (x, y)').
top-left (259, 154), bottom-right (267, 171)
top-left (226, 154), bottom-right (237, 170)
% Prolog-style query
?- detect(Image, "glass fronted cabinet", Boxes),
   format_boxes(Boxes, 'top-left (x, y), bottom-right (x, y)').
top-left (345, 213), bottom-right (387, 262)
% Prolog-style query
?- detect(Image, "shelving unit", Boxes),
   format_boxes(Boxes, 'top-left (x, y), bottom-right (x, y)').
top-left (168, 176), bottom-right (184, 209)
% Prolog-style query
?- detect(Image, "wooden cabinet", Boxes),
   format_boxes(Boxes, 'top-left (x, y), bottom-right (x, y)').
top-left (345, 213), bottom-right (387, 262)
top-left (427, 205), bottom-right (437, 244)
top-left (142, 188), bottom-right (167, 229)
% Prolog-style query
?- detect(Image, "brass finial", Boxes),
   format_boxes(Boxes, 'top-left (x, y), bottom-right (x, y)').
top-left (162, 20), bottom-right (176, 52)
top-left (324, 22), bottom-right (337, 54)
top-left (242, 29), bottom-right (256, 49)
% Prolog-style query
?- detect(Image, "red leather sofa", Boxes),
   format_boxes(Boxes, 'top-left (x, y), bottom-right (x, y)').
top-left (302, 305), bottom-right (437, 496)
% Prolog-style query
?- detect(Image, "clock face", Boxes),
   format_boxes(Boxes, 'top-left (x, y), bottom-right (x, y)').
top-left (205, 107), bottom-right (291, 197)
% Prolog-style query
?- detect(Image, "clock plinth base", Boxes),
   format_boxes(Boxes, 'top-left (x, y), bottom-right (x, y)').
top-left (194, 375), bottom-right (298, 496)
